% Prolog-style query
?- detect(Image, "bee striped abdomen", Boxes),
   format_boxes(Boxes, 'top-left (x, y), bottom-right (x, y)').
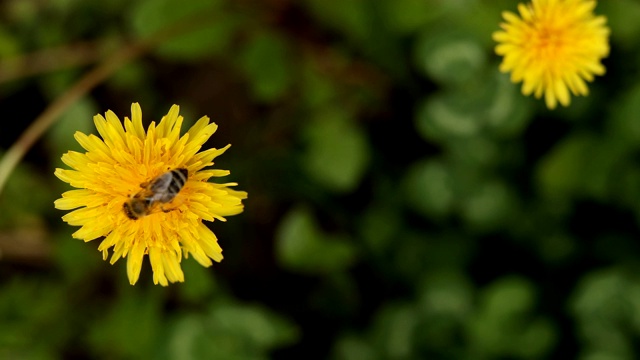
top-left (168, 168), bottom-right (188, 195)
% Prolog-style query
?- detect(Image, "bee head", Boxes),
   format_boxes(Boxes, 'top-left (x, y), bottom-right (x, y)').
top-left (123, 199), bottom-right (150, 220)
top-left (123, 202), bottom-right (137, 220)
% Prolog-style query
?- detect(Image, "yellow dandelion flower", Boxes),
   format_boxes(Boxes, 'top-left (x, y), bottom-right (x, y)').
top-left (54, 103), bottom-right (247, 286)
top-left (492, 0), bottom-right (610, 109)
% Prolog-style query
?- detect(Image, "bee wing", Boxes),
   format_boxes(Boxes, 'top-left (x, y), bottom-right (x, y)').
top-left (148, 172), bottom-right (173, 199)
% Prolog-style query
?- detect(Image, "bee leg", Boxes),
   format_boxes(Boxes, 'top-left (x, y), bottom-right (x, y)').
top-left (161, 206), bottom-right (182, 214)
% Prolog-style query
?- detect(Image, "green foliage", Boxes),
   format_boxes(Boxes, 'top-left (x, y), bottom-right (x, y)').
top-left (130, 0), bottom-right (233, 60)
top-left (331, 334), bottom-right (376, 360)
top-left (177, 258), bottom-right (218, 301)
top-left (87, 288), bottom-right (163, 358)
top-left (0, 26), bottom-right (21, 58)
top-left (570, 268), bottom-right (640, 359)
top-left (302, 108), bottom-right (371, 192)
top-left (416, 271), bottom-right (473, 349)
top-left (358, 204), bottom-right (402, 255)
top-left (107, 62), bottom-right (152, 91)
top-left (369, 303), bottom-right (419, 358)
top-left (275, 206), bottom-right (356, 274)
top-left (53, 229), bottom-right (103, 283)
top-left (0, 162), bottom-right (53, 228)
top-left (607, 84), bottom-right (640, 146)
top-left (415, 71), bottom-right (532, 144)
top-left (238, 32), bottom-right (294, 103)
top-left (379, 0), bottom-right (442, 35)
top-left (302, 0), bottom-right (369, 44)
top-left (414, 29), bottom-right (487, 86)
top-left (599, 0), bottom-right (640, 49)
top-left (466, 276), bottom-right (556, 359)
top-left (536, 133), bottom-right (629, 201)
top-left (460, 178), bottom-right (516, 232)
top-left (47, 97), bottom-right (98, 155)
top-left (0, 279), bottom-right (71, 358)
top-left (161, 302), bottom-right (299, 360)
top-left (2, 0), bottom-right (640, 358)
top-left (403, 159), bottom-right (455, 219)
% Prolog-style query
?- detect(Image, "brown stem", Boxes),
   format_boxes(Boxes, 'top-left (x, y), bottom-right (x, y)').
top-left (0, 41), bottom-right (145, 195)
top-left (0, 40), bottom-right (109, 83)
top-left (0, 10), bottom-right (218, 196)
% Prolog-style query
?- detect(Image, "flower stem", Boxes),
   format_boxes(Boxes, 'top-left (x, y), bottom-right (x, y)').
top-left (0, 10), bottom-right (218, 196)
top-left (0, 42), bottom-right (145, 195)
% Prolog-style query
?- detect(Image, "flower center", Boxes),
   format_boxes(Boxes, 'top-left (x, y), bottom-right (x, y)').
top-left (530, 22), bottom-right (570, 64)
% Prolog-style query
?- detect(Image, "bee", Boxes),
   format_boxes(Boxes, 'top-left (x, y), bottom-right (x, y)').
top-left (123, 168), bottom-right (188, 220)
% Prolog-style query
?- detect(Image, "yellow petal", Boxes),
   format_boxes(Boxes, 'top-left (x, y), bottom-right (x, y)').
top-left (127, 240), bottom-right (146, 285)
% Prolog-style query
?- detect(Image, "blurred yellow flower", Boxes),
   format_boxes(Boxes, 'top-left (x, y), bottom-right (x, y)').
top-left (54, 103), bottom-right (246, 286)
top-left (493, 0), bottom-right (610, 109)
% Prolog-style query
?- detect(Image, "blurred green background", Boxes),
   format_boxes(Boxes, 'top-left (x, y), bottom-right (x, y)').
top-left (1, 0), bottom-right (640, 358)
